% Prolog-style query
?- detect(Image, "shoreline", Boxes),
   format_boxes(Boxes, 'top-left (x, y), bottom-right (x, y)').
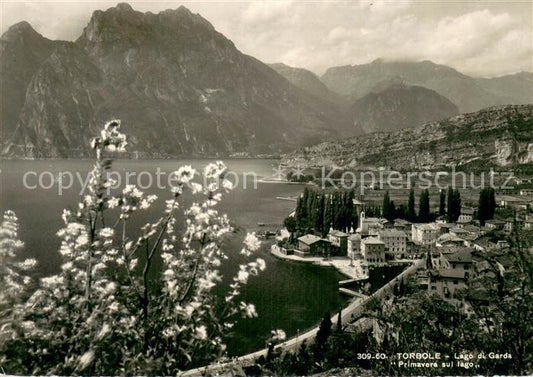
top-left (182, 258), bottom-right (423, 376)
top-left (270, 244), bottom-right (369, 281)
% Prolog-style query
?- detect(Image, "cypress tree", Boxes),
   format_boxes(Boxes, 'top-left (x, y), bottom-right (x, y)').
top-left (478, 187), bottom-right (496, 225)
top-left (446, 187), bottom-right (454, 222)
top-left (439, 189), bottom-right (446, 217)
top-left (418, 189), bottom-right (430, 223)
top-left (382, 191), bottom-right (391, 220)
top-left (389, 201), bottom-right (396, 221)
top-left (323, 195), bottom-right (332, 237)
top-left (407, 188), bottom-right (416, 222)
top-left (447, 187), bottom-right (461, 223)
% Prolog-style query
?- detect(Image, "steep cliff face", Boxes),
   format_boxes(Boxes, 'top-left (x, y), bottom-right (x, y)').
top-left (349, 84), bottom-right (459, 133)
top-left (6, 43), bottom-right (103, 158)
top-left (2, 3), bottom-right (349, 158)
top-left (0, 22), bottom-right (59, 141)
top-left (321, 59), bottom-right (533, 114)
top-left (282, 105), bottom-right (533, 170)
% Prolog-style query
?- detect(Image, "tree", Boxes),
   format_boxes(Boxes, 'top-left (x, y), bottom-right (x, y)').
top-left (478, 188), bottom-right (496, 226)
top-left (418, 189), bottom-right (431, 223)
top-left (284, 216), bottom-right (297, 243)
top-left (314, 312), bottom-right (332, 361)
top-left (407, 188), bottom-right (416, 222)
top-left (382, 191), bottom-right (391, 221)
top-left (389, 201), bottom-right (396, 222)
top-left (439, 189), bottom-right (446, 217)
top-left (447, 187), bottom-right (461, 223)
top-left (323, 195), bottom-right (332, 238)
top-left (396, 204), bottom-right (406, 220)
top-left (0, 121), bottom-right (265, 375)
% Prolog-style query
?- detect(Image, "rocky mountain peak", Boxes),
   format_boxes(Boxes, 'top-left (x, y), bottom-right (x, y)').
top-left (1, 21), bottom-right (48, 43)
top-left (76, 3), bottom-right (219, 54)
top-left (115, 2), bottom-right (134, 12)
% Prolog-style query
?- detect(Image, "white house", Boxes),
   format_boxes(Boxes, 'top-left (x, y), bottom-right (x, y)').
top-left (378, 229), bottom-right (407, 259)
top-left (411, 223), bottom-right (440, 246)
top-left (458, 207), bottom-right (475, 223)
top-left (361, 237), bottom-right (386, 265)
top-left (347, 234), bottom-right (362, 260)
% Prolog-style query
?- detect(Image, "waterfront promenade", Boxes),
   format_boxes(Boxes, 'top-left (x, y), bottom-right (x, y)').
top-left (181, 258), bottom-right (425, 376)
top-left (270, 245), bottom-right (368, 280)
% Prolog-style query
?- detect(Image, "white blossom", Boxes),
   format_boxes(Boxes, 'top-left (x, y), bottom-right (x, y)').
top-left (196, 325), bottom-right (207, 340)
top-left (78, 350), bottom-right (95, 371)
top-left (174, 166), bottom-right (196, 184)
top-left (244, 232), bottom-right (261, 252)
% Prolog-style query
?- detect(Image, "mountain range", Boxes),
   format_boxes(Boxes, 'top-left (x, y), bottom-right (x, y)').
top-left (281, 104), bottom-right (533, 171)
top-left (321, 59), bottom-right (533, 114)
top-left (1, 3), bottom-right (348, 158)
top-left (1, 3), bottom-right (532, 158)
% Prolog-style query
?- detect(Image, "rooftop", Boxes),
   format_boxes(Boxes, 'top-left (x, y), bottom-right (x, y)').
top-left (445, 249), bottom-right (473, 263)
top-left (430, 269), bottom-right (466, 279)
top-left (413, 223), bottom-right (439, 231)
top-left (329, 229), bottom-right (348, 237)
top-left (362, 237), bottom-right (385, 245)
top-left (437, 233), bottom-right (465, 244)
top-left (298, 234), bottom-right (324, 245)
top-left (348, 234), bottom-right (361, 241)
top-left (379, 229), bottom-right (407, 238)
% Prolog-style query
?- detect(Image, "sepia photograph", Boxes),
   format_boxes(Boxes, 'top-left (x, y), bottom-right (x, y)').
top-left (0, 0), bottom-right (531, 376)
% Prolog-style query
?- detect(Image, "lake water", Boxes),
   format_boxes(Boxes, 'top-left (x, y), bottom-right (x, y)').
top-left (0, 159), bottom-right (397, 355)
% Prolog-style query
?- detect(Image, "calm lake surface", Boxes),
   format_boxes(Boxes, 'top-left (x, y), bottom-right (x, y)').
top-left (0, 159), bottom-right (397, 355)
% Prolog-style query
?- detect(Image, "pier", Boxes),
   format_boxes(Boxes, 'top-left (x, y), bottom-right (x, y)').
top-left (339, 288), bottom-right (369, 299)
top-left (338, 278), bottom-right (357, 285)
top-left (257, 222), bottom-right (283, 227)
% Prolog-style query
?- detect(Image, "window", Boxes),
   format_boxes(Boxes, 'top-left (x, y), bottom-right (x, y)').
top-left (453, 280), bottom-right (458, 285)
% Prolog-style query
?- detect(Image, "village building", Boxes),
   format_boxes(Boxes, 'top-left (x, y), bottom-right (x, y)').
top-left (378, 229), bottom-right (408, 259)
top-left (444, 249), bottom-right (474, 279)
top-left (356, 211), bottom-right (385, 236)
top-left (458, 207), bottom-right (475, 223)
top-left (485, 219), bottom-right (505, 231)
top-left (436, 233), bottom-right (465, 248)
top-left (361, 237), bottom-right (386, 265)
top-left (503, 217), bottom-right (523, 233)
top-left (498, 195), bottom-right (529, 210)
top-left (411, 223), bottom-right (440, 246)
top-left (393, 218), bottom-right (412, 232)
top-left (524, 218), bottom-right (533, 231)
top-left (406, 239), bottom-right (422, 258)
top-left (428, 269), bottom-right (467, 304)
top-left (327, 229), bottom-right (348, 256)
top-left (296, 235), bottom-right (330, 257)
top-left (347, 234), bottom-right (362, 260)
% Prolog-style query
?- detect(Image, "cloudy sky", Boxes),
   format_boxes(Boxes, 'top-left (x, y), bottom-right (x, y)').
top-left (1, 0), bottom-right (532, 77)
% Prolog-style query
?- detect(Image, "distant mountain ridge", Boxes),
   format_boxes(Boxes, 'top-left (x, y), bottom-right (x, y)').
top-left (1, 3), bottom-right (350, 158)
top-left (349, 84), bottom-right (459, 133)
top-left (321, 59), bottom-right (533, 113)
top-left (268, 63), bottom-right (348, 109)
top-left (282, 105), bottom-right (533, 170)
